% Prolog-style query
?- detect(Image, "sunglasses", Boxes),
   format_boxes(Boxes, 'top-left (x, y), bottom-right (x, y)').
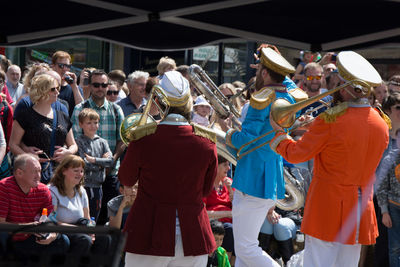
top-left (39, 152), bottom-right (53, 172)
top-left (92, 83), bottom-right (108, 88)
top-left (57, 63), bottom-right (72, 69)
top-left (50, 87), bottom-right (60, 92)
top-left (107, 90), bottom-right (119, 96)
top-left (306, 75), bottom-right (322, 81)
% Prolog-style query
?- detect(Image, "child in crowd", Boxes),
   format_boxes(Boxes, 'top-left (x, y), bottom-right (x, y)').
top-left (207, 219), bottom-right (231, 267)
top-left (75, 108), bottom-right (113, 222)
top-left (107, 183), bottom-right (137, 267)
top-left (292, 50), bottom-right (320, 85)
top-left (192, 95), bottom-right (212, 127)
top-left (107, 183), bottom-right (137, 229)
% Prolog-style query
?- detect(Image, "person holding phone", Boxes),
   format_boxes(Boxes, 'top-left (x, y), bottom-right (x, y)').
top-left (51, 51), bottom-right (84, 117)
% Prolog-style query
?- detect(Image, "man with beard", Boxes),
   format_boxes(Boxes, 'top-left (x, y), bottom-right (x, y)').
top-left (225, 45), bottom-right (306, 267)
top-left (300, 62), bottom-right (332, 117)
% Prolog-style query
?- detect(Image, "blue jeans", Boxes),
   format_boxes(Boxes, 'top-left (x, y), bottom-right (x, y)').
top-left (388, 202), bottom-right (400, 267)
top-left (260, 217), bottom-right (298, 241)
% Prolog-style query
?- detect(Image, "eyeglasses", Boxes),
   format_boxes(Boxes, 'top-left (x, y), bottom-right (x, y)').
top-left (57, 63), bottom-right (72, 69)
top-left (306, 75), bottom-right (322, 81)
top-left (92, 83), bottom-right (108, 88)
top-left (50, 87), bottom-right (60, 92)
top-left (107, 90), bottom-right (119, 96)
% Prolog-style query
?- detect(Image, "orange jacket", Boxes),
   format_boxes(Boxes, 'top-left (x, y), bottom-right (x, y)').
top-left (272, 106), bottom-right (389, 245)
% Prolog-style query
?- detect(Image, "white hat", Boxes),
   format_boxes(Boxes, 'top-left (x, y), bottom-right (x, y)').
top-left (193, 95), bottom-right (211, 107)
top-left (159, 71), bottom-right (191, 107)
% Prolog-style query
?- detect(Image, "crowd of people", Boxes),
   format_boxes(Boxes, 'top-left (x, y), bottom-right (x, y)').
top-left (0, 44), bottom-right (396, 267)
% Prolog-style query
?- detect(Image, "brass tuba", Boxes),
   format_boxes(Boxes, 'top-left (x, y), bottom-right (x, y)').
top-left (120, 85), bottom-right (169, 145)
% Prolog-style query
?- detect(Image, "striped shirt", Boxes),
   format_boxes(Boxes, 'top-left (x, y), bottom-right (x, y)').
top-left (0, 176), bottom-right (53, 240)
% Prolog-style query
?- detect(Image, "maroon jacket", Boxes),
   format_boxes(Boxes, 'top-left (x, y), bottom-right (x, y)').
top-left (119, 124), bottom-right (218, 256)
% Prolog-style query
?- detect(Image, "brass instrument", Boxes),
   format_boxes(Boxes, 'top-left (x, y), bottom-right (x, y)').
top-left (270, 79), bottom-right (371, 129)
top-left (236, 79), bottom-right (371, 160)
top-left (188, 64), bottom-right (308, 211)
top-left (189, 64), bottom-right (242, 130)
top-left (120, 85), bottom-right (169, 145)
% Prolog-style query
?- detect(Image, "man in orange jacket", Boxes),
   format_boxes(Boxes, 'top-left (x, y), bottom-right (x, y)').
top-left (270, 51), bottom-right (389, 266)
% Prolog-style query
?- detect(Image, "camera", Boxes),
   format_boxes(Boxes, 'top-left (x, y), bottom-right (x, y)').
top-left (65, 75), bottom-right (74, 84)
top-left (83, 70), bottom-right (91, 86)
top-left (331, 54), bottom-right (337, 62)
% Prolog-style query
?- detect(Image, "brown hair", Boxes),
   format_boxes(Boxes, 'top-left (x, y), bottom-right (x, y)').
top-left (51, 51), bottom-right (71, 65)
top-left (145, 76), bottom-right (159, 95)
top-left (78, 108), bottom-right (100, 124)
top-left (260, 64), bottom-right (285, 83)
top-left (108, 69), bottom-right (126, 87)
top-left (49, 155), bottom-right (85, 197)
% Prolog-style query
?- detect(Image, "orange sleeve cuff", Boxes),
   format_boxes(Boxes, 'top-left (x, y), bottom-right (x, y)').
top-left (270, 132), bottom-right (292, 153)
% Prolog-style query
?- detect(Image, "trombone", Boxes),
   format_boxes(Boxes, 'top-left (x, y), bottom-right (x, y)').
top-left (236, 79), bottom-right (371, 160)
top-left (189, 64), bottom-right (242, 130)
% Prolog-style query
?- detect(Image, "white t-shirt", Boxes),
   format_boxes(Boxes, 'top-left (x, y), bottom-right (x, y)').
top-left (48, 185), bottom-right (89, 224)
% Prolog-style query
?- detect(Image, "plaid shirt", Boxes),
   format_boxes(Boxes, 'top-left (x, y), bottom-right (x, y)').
top-left (71, 98), bottom-right (125, 173)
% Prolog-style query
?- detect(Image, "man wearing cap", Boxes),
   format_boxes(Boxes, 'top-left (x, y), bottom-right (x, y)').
top-left (225, 45), bottom-right (305, 267)
top-left (119, 70), bottom-right (218, 266)
top-left (270, 51), bottom-right (389, 266)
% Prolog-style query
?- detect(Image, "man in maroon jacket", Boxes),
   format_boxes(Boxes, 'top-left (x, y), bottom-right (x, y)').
top-left (119, 70), bottom-right (218, 266)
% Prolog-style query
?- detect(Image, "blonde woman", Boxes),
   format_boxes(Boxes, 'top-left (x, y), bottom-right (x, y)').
top-left (9, 73), bottom-right (77, 183)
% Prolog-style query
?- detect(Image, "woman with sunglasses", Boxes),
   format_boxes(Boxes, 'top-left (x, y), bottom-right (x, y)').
top-left (105, 82), bottom-right (119, 103)
top-left (9, 73), bottom-right (77, 184)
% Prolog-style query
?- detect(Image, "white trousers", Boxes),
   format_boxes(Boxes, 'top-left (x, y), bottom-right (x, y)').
top-left (232, 190), bottom-right (281, 267)
top-left (303, 235), bottom-right (361, 267)
top-left (124, 230), bottom-right (207, 267)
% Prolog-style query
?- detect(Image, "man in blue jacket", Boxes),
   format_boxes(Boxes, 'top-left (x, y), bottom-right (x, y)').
top-left (225, 45), bottom-right (304, 267)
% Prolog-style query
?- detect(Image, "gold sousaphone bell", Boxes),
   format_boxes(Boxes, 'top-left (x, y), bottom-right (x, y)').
top-left (120, 85), bottom-right (169, 145)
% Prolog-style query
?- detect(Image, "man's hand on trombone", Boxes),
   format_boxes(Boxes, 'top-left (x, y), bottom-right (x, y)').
top-left (269, 112), bottom-right (314, 134)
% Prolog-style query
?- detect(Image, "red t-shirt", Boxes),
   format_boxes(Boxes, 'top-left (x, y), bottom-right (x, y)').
top-left (203, 178), bottom-right (233, 223)
top-left (0, 176), bottom-right (53, 240)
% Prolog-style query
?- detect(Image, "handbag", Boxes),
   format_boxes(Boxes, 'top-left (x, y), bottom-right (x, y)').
top-left (41, 108), bottom-right (57, 184)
